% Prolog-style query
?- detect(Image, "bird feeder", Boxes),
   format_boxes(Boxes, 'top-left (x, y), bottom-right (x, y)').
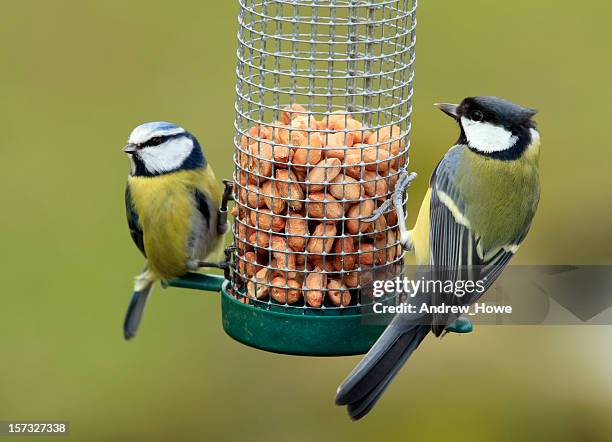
top-left (171, 0), bottom-right (417, 356)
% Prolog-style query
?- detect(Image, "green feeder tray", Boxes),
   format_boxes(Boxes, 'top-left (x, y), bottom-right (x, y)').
top-left (169, 272), bottom-right (391, 357)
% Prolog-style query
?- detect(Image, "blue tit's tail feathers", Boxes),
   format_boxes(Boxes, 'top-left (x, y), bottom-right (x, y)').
top-left (124, 270), bottom-right (156, 341)
top-left (335, 321), bottom-right (430, 420)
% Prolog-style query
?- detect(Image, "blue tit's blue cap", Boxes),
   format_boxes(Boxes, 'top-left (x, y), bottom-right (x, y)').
top-left (128, 121), bottom-right (186, 145)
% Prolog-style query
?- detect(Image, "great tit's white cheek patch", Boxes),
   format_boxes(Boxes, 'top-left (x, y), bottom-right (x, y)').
top-left (461, 117), bottom-right (518, 153)
top-left (139, 137), bottom-right (194, 174)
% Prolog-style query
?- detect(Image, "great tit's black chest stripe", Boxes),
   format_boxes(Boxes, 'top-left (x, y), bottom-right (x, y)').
top-left (125, 185), bottom-right (146, 257)
top-left (194, 189), bottom-right (211, 229)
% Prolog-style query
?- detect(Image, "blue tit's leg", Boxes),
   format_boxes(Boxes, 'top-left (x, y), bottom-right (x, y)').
top-left (190, 246), bottom-right (234, 280)
top-left (364, 168), bottom-right (417, 250)
top-left (217, 179), bottom-right (234, 235)
top-left (445, 316), bottom-right (474, 334)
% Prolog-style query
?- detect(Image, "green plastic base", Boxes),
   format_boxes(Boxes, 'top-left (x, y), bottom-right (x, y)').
top-left (221, 283), bottom-right (388, 356)
top-left (169, 273), bottom-right (388, 357)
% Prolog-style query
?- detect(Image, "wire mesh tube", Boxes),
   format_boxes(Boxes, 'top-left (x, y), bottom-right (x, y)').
top-left (230, 0), bottom-right (417, 313)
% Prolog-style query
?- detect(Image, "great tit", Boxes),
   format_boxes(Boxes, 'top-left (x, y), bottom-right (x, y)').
top-left (336, 96), bottom-right (541, 420)
top-left (122, 122), bottom-right (229, 340)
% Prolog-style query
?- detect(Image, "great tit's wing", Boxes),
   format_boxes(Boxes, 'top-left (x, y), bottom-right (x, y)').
top-left (125, 184), bottom-right (146, 257)
top-left (428, 146), bottom-right (517, 336)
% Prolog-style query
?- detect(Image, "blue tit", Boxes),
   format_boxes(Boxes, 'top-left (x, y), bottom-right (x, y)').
top-left (122, 122), bottom-right (229, 340)
top-left (336, 96), bottom-right (541, 420)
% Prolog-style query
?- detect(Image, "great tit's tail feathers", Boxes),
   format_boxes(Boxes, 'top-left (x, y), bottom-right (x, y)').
top-left (335, 323), bottom-right (429, 420)
top-left (124, 270), bottom-right (156, 341)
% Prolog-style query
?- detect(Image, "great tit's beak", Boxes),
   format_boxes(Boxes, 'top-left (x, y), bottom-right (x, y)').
top-left (123, 143), bottom-right (137, 154)
top-left (435, 103), bottom-right (459, 120)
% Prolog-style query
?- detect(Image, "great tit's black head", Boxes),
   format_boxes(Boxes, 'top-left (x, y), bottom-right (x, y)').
top-left (436, 96), bottom-right (539, 160)
top-left (123, 122), bottom-right (205, 176)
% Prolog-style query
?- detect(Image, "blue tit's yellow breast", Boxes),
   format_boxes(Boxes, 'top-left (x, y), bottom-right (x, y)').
top-left (127, 168), bottom-right (218, 280)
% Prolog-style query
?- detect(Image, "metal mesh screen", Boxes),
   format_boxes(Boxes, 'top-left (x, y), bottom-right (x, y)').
top-left (230, 0), bottom-right (417, 312)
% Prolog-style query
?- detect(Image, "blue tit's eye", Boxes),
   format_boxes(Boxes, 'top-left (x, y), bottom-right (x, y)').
top-left (143, 136), bottom-right (166, 147)
top-left (471, 110), bottom-right (484, 122)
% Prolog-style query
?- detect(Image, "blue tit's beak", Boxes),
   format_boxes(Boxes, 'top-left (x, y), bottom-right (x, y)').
top-left (123, 143), bottom-right (137, 154)
top-left (435, 103), bottom-right (459, 120)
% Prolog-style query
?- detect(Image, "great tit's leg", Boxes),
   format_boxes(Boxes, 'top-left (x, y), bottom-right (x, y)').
top-left (364, 168), bottom-right (417, 250)
top-left (217, 179), bottom-right (234, 235)
top-left (443, 316), bottom-right (474, 335)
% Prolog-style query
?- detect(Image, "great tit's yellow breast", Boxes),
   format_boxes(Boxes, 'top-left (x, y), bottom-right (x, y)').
top-left (128, 169), bottom-right (218, 280)
top-left (458, 142), bottom-right (540, 252)
top-left (410, 188), bottom-right (432, 265)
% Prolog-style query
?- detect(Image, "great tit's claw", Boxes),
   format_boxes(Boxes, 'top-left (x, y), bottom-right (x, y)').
top-left (364, 199), bottom-right (394, 222)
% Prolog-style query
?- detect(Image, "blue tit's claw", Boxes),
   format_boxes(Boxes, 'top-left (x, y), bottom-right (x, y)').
top-left (445, 316), bottom-right (474, 334)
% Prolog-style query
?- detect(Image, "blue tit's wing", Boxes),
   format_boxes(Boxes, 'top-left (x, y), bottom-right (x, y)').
top-left (125, 184), bottom-right (146, 257)
top-left (194, 189), bottom-right (211, 229)
top-left (428, 147), bottom-right (516, 336)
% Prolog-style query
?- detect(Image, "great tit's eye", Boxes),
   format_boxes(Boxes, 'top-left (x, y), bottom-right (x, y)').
top-left (471, 110), bottom-right (484, 122)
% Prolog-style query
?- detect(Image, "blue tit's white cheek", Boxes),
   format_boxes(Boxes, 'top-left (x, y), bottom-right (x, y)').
top-left (138, 137), bottom-right (194, 174)
top-left (461, 117), bottom-right (518, 153)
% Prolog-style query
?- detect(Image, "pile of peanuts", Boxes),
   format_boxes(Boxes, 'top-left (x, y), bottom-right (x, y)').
top-left (232, 104), bottom-right (406, 308)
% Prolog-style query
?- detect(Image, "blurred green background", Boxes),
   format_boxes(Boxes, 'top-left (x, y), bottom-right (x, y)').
top-left (1, 1), bottom-right (612, 441)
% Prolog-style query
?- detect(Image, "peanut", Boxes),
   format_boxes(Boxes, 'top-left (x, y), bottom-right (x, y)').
top-left (324, 132), bottom-right (355, 160)
top-left (346, 200), bottom-right (375, 234)
top-left (332, 236), bottom-right (356, 271)
top-left (247, 267), bottom-right (271, 299)
top-left (306, 158), bottom-right (342, 192)
top-left (327, 279), bottom-right (351, 307)
top-left (362, 171), bottom-right (388, 199)
top-left (281, 104), bottom-right (308, 125)
top-left (363, 147), bottom-right (391, 172)
top-left (375, 229), bottom-right (398, 264)
top-left (272, 144), bottom-right (292, 165)
top-left (261, 180), bottom-right (286, 214)
top-left (240, 184), bottom-right (265, 208)
top-left (247, 142), bottom-right (274, 178)
top-left (358, 243), bottom-right (376, 266)
top-left (249, 209), bottom-right (286, 232)
top-left (238, 251), bottom-right (260, 277)
top-left (327, 115), bottom-right (364, 144)
top-left (249, 125), bottom-right (273, 141)
top-left (275, 170), bottom-right (304, 211)
top-left (343, 272), bottom-right (360, 289)
top-left (366, 125), bottom-right (404, 156)
top-left (304, 269), bottom-right (327, 307)
top-left (329, 174), bottom-right (362, 200)
top-left (270, 276), bottom-right (302, 304)
top-left (249, 230), bottom-right (271, 249)
top-left (272, 122), bottom-right (289, 145)
top-left (270, 236), bottom-right (294, 264)
top-left (308, 254), bottom-right (336, 274)
top-left (306, 193), bottom-right (343, 220)
top-left (307, 222), bottom-right (337, 254)
top-left (285, 212), bottom-right (308, 251)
